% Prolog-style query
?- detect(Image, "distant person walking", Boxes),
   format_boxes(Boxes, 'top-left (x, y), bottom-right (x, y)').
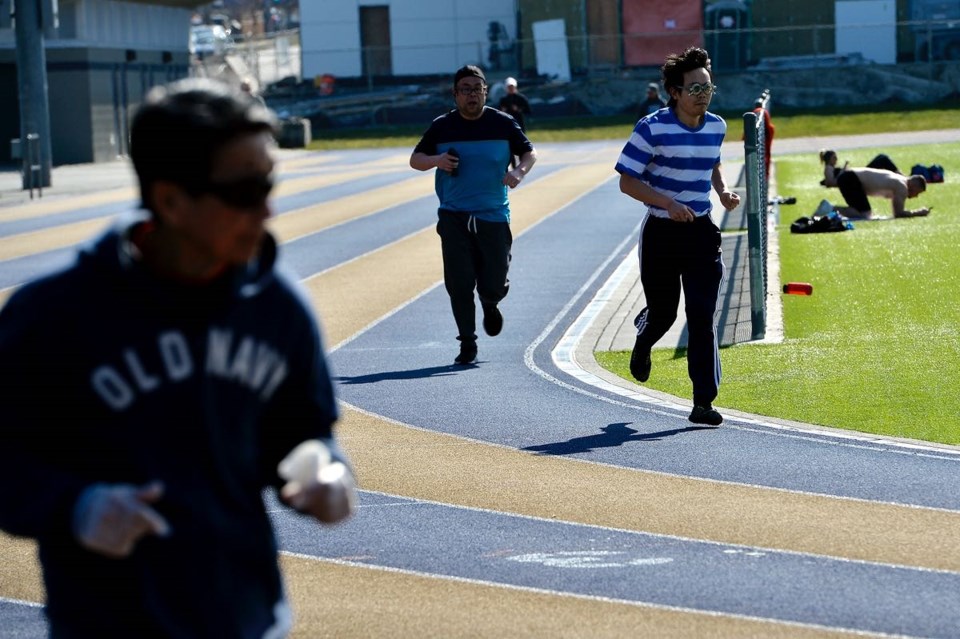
top-left (410, 65), bottom-right (537, 365)
top-left (614, 47), bottom-right (740, 426)
top-left (638, 82), bottom-right (666, 117)
top-left (497, 76), bottom-right (532, 132)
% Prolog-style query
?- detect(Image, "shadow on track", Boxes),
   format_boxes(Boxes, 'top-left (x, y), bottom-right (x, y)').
top-left (523, 422), bottom-right (717, 456)
top-left (335, 364), bottom-right (471, 384)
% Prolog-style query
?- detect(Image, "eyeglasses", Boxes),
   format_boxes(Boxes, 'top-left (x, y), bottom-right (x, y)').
top-left (457, 85), bottom-right (487, 96)
top-left (683, 82), bottom-right (717, 96)
top-left (189, 174), bottom-right (275, 209)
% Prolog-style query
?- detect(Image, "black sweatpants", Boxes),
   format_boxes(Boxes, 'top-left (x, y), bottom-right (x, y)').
top-left (836, 171), bottom-right (870, 213)
top-left (867, 154), bottom-right (898, 173)
top-left (437, 211), bottom-right (512, 343)
top-left (634, 215), bottom-right (725, 406)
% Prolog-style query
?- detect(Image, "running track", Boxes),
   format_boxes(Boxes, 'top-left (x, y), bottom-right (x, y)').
top-left (2, 139), bottom-right (960, 638)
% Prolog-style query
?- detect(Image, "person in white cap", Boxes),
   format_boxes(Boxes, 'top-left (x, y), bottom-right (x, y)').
top-left (498, 76), bottom-right (531, 132)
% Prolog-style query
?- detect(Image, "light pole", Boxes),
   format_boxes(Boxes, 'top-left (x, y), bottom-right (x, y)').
top-left (13, 0), bottom-right (55, 189)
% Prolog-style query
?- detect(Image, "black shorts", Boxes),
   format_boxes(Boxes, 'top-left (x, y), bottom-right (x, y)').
top-left (836, 171), bottom-right (870, 213)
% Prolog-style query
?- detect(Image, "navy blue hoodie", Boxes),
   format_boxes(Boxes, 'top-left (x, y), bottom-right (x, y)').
top-left (0, 212), bottom-right (339, 638)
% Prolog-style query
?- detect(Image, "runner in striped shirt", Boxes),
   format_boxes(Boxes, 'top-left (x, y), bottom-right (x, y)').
top-left (614, 47), bottom-right (741, 426)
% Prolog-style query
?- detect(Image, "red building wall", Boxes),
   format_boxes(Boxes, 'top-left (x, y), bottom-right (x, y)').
top-left (622, 0), bottom-right (704, 66)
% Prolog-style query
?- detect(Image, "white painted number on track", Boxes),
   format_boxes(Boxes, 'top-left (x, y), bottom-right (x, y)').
top-left (507, 551), bottom-right (673, 569)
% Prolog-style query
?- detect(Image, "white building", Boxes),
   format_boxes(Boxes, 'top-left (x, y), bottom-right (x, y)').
top-left (299, 0), bottom-right (517, 80)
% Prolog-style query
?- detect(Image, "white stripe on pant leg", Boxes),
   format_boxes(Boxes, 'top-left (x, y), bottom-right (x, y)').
top-left (634, 308), bottom-right (649, 335)
top-left (634, 213), bottom-right (652, 336)
top-left (711, 256), bottom-right (727, 390)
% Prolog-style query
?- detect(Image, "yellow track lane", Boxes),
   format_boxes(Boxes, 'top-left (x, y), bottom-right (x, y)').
top-left (0, 168), bottom-right (418, 264)
top-left (339, 406), bottom-right (960, 573)
top-left (279, 555), bottom-right (879, 639)
top-left (0, 187), bottom-right (139, 223)
top-left (269, 174), bottom-right (434, 243)
top-left (0, 531), bottom-right (884, 638)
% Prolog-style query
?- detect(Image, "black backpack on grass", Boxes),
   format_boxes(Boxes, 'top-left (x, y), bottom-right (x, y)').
top-left (790, 213), bottom-right (851, 234)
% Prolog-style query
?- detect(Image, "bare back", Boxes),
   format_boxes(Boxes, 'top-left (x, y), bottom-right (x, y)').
top-left (851, 168), bottom-right (908, 200)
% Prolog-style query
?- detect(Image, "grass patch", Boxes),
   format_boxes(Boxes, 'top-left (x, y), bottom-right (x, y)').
top-left (599, 141), bottom-right (960, 444)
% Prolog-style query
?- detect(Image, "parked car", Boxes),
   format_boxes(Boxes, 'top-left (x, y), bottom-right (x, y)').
top-left (189, 25), bottom-right (229, 58)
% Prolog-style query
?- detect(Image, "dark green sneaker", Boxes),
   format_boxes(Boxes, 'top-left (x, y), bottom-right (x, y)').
top-left (689, 404), bottom-right (723, 426)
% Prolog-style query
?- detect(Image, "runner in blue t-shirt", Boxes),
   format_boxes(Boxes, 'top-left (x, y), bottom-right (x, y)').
top-left (615, 47), bottom-right (741, 426)
top-left (411, 65), bottom-right (537, 365)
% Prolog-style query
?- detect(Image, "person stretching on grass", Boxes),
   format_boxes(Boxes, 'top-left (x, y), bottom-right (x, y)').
top-left (830, 168), bottom-right (930, 220)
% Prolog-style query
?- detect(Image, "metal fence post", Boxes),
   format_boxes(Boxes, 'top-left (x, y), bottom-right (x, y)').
top-left (742, 92), bottom-right (770, 341)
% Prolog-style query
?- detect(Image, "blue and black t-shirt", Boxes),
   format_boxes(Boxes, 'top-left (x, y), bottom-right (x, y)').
top-left (414, 106), bottom-right (534, 223)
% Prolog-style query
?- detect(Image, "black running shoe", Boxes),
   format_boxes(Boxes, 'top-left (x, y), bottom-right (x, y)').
top-left (629, 337), bottom-right (651, 382)
top-left (689, 404), bottom-right (723, 426)
top-left (454, 342), bottom-right (478, 365)
top-left (482, 304), bottom-right (503, 337)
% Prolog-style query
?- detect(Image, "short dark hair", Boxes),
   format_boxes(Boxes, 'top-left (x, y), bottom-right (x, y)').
top-left (661, 47), bottom-right (713, 108)
top-left (130, 77), bottom-right (277, 213)
top-left (453, 64), bottom-right (486, 87)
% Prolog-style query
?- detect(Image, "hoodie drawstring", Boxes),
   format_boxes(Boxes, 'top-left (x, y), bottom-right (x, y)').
top-left (468, 215), bottom-right (478, 234)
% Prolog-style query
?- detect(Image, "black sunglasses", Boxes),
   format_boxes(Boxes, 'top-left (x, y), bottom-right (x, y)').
top-left (188, 174), bottom-right (275, 209)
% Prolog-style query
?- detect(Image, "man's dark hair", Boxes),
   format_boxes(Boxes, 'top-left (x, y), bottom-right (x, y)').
top-left (661, 47), bottom-right (713, 108)
top-left (130, 77), bottom-right (277, 213)
top-left (453, 64), bottom-right (486, 87)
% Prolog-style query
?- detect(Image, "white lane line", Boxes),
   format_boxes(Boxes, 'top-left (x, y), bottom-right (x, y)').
top-left (523, 231), bottom-right (692, 416)
top-left (0, 596), bottom-right (43, 608)
top-left (279, 551), bottom-right (911, 638)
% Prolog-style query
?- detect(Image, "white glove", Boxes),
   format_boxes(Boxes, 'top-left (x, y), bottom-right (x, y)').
top-left (73, 482), bottom-right (171, 558)
top-left (278, 439), bottom-right (357, 524)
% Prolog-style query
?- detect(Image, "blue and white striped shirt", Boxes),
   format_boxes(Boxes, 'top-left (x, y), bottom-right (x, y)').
top-left (615, 107), bottom-right (726, 219)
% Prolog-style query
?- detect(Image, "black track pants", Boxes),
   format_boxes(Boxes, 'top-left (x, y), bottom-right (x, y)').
top-left (633, 214), bottom-right (725, 406)
top-left (436, 211), bottom-right (512, 343)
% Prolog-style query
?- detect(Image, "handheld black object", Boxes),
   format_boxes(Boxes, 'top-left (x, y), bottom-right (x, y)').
top-left (448, 148), bottom-right (459, 177)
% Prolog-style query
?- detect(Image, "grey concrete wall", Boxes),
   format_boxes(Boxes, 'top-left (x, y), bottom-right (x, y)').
top-left (25, 47), bottom-right (191, 165)
top-left (564, 60), bottom-right (960, 117)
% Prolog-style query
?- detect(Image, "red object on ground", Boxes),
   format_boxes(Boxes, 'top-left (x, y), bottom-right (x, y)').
top-left (783, 282), bottom-right (813, 295)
